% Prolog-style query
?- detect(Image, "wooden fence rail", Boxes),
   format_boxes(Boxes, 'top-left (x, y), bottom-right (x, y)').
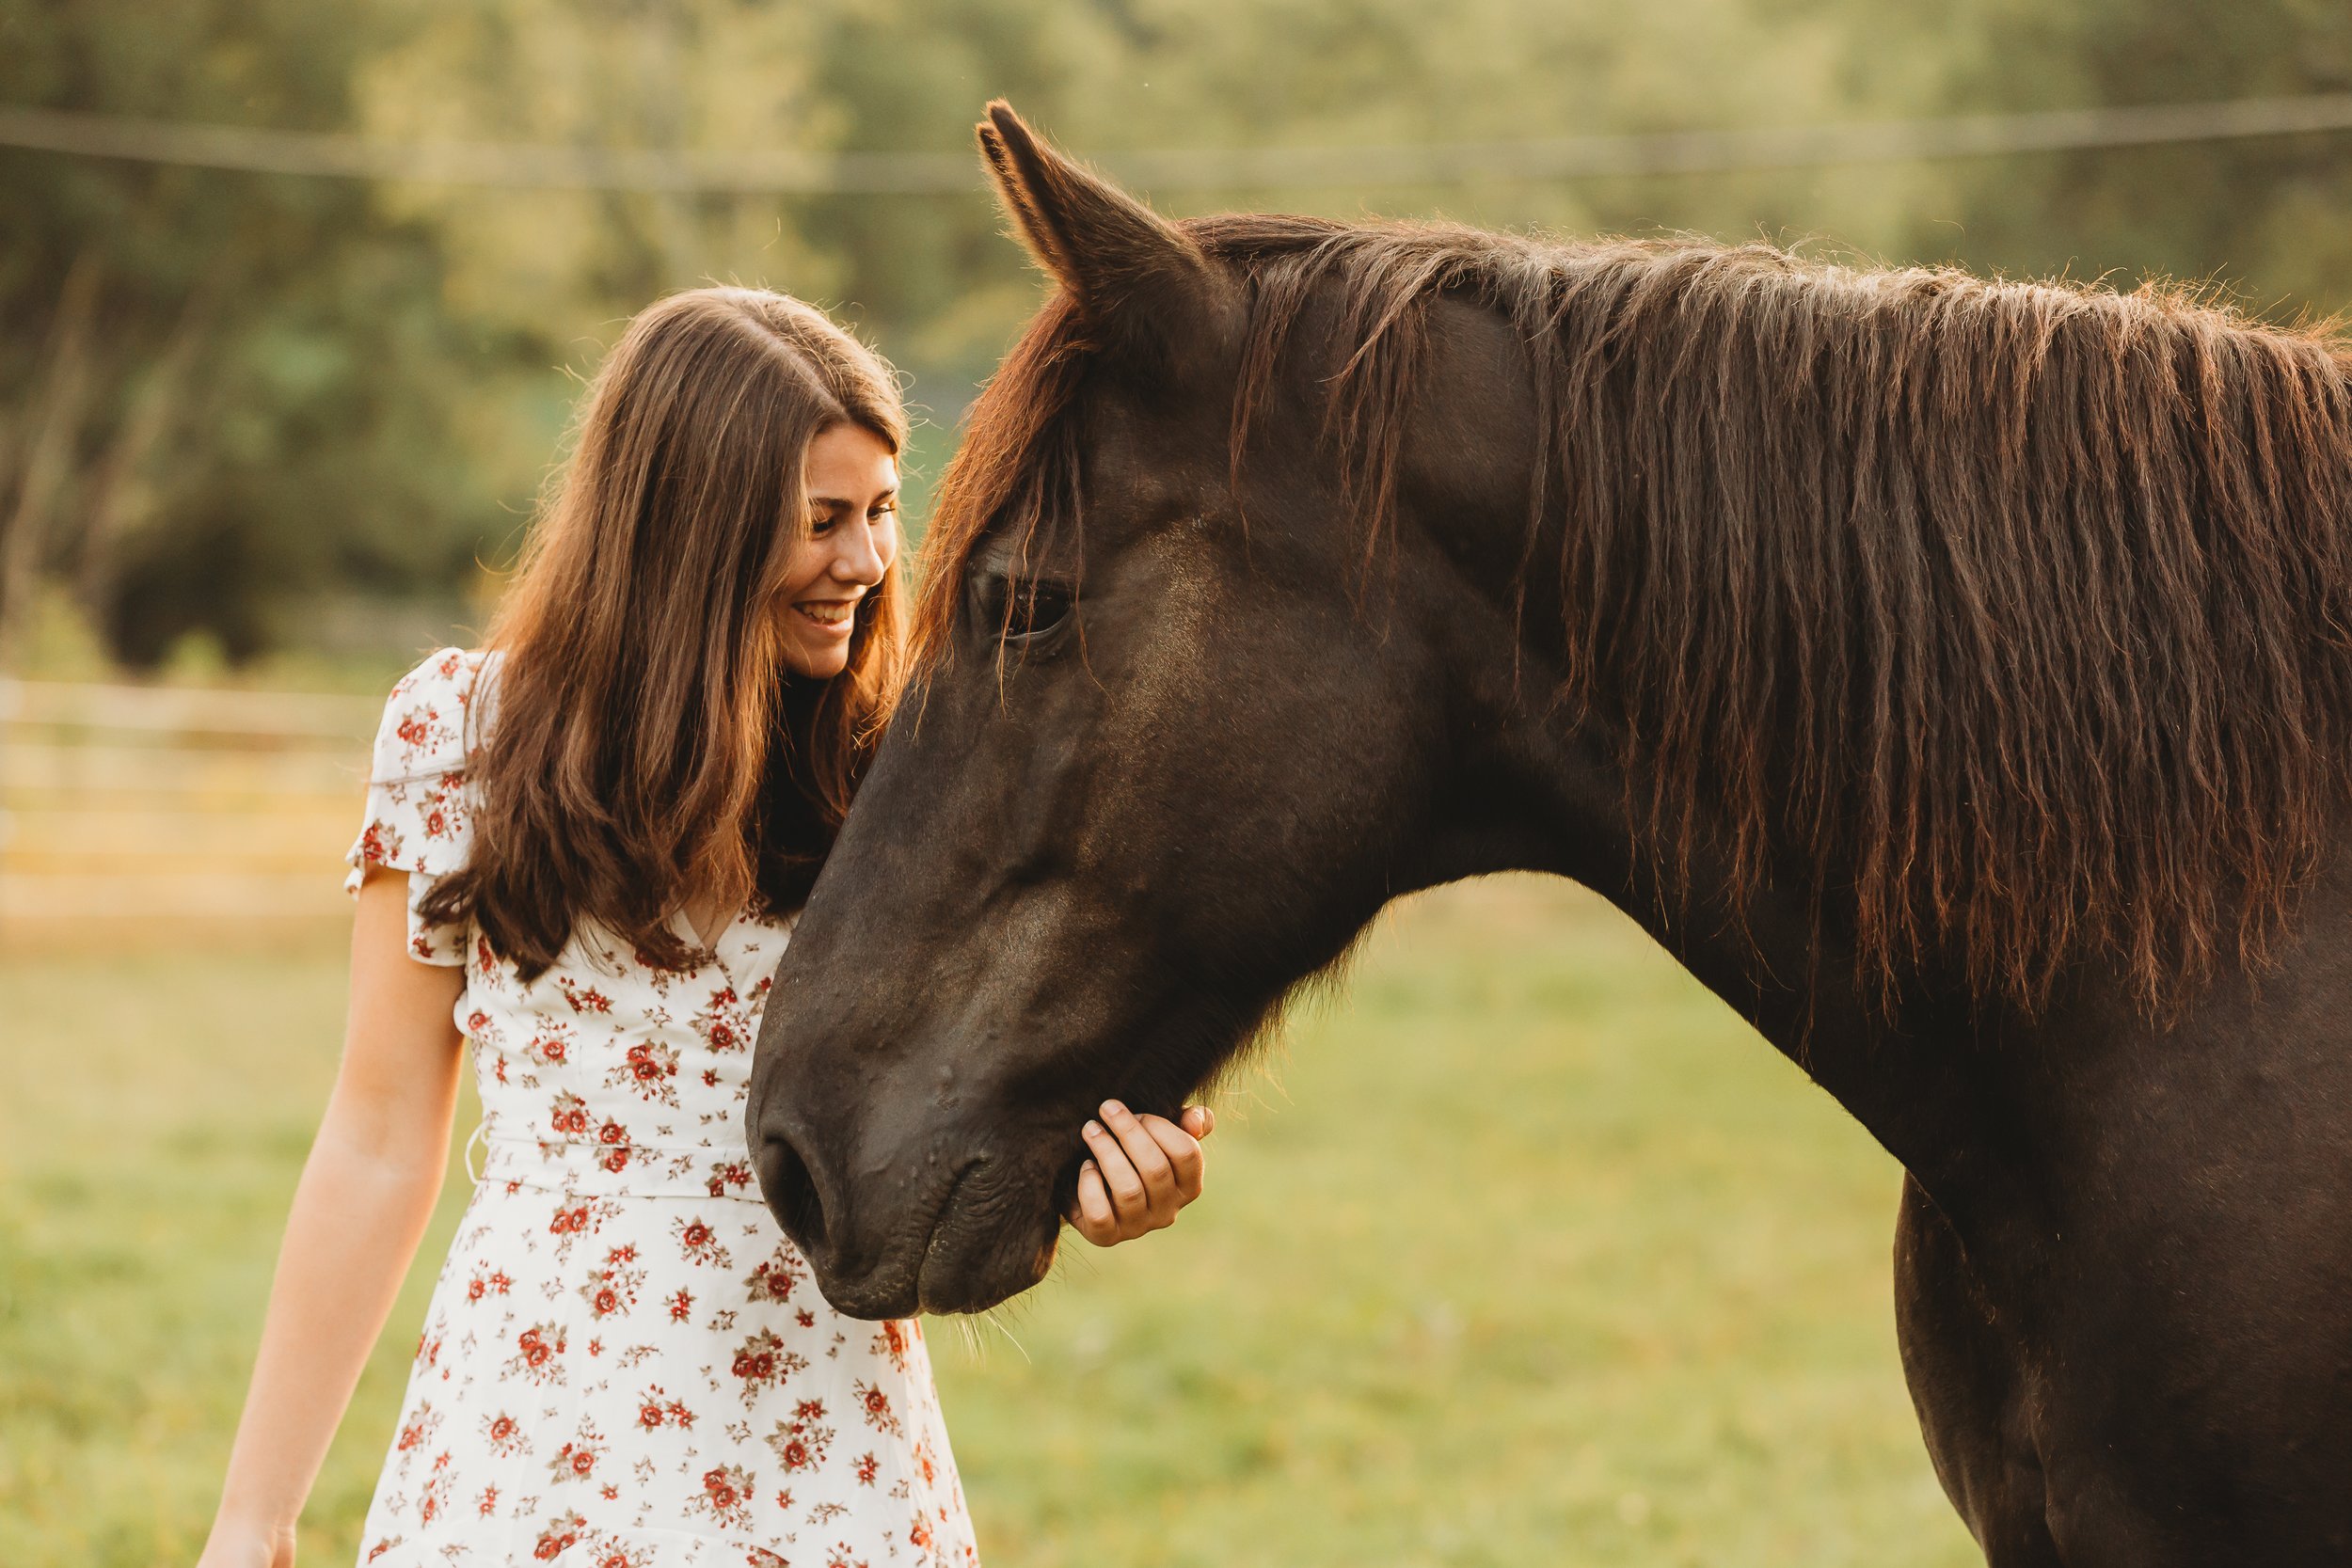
top-left (1, 677), bottom-right (380, 936)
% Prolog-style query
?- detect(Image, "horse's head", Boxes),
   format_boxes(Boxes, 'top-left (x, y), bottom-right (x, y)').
top-left (747, 103), bottom-right (1549, 1316)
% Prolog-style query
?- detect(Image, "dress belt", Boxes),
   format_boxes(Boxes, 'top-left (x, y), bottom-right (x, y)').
top-left (469, 1126), bottom-right (766, 1201)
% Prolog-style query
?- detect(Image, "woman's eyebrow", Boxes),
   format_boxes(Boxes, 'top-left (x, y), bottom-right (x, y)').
top-left (806, 487), bottom-right (900, 509)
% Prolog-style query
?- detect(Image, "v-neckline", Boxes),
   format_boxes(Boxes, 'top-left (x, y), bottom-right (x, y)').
top-left (672, 904), bottom-right (739, 979)
top-left (683, 904), bottom-right (737, 952)
top-left (668, 899), bottom-right (796, 997)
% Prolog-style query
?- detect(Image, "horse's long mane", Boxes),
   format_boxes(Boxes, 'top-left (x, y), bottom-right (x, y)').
top-left (921, 218), bottom-right (2352, 1013)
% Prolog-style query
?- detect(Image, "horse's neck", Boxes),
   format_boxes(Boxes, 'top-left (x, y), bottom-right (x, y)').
top-left (1447, 651), bottom-right (2030, 1208)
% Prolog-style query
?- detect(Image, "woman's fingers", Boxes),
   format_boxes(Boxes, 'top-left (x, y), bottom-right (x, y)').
top-left (1070, 1159), bottom-right (1119, 1245)
top-left (1070, 1101), bottom-right (1217, 1245)
top-left (1080, 1115), bottom-right (1154, 1225)
top-left (1140, 1114), bottom-right (1206, 1201)
top-left (1097, 1101), bottom-right (1179, 1222)
top-left (1101, 1101), bottom-right (1176, 1192)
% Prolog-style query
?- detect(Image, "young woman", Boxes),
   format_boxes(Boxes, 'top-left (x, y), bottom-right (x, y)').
top-left (196, 288), bottom-right (1213, 1568)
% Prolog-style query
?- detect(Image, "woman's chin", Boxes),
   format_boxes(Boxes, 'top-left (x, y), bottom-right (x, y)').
top-left (781, 640), bottom-right (852, 680)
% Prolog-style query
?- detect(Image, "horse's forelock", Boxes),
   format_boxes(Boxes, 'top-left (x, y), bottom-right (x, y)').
top-left (909, 214), bottom-right (1345, 673)
top-left (909, 293), bottom-right (1093, 673)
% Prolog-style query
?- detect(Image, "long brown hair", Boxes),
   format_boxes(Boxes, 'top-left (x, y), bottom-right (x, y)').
top-left (924, 220), bottom-right (2352, 1016)
top-left (421, 286), bottom-right (910, 978)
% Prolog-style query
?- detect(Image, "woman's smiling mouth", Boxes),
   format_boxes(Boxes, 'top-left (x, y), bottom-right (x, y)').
top-left (795, 597), bottom-right (860, 629)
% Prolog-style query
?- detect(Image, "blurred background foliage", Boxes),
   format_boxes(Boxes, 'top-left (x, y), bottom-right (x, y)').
top-left (3, 0), bottom-right (2350, 678)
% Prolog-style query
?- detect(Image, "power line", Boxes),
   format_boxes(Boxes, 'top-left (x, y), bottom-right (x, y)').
top-left (3, 94), bottom-right (2352, 195)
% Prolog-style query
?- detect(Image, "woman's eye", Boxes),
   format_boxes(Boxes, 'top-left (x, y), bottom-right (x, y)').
top-left (807, 514), bottom-right (837, 535)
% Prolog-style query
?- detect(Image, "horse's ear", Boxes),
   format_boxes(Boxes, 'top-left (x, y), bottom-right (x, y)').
top-left (977, 101), bottom-right (1236, 372)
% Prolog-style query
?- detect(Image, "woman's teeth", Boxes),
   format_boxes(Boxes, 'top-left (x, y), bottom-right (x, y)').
top-left (796, 600), bottom-right (856, 627)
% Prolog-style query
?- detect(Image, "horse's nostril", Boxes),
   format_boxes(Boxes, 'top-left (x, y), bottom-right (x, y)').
top-left (764, 1132), bottom-right (830, 1259)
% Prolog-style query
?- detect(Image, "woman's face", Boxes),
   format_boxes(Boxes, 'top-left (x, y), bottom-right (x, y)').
top-left (778, 421), bottom-right (900, 679)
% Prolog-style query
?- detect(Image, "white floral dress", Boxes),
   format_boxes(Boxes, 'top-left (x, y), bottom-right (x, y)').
top-left (345, 647), bottom-right (978, 1568)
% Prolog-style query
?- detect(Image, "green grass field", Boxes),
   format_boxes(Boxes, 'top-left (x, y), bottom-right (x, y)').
top-left (0, 876), bottom-right (1979, 1567)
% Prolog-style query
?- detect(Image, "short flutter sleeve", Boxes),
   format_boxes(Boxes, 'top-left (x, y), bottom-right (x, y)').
top-left (345, 646), bottom-right (492, 965)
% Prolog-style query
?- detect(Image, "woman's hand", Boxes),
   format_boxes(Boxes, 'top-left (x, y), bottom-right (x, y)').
top-left (195, 1513), bottom-right (295, 1568)
top-left (1067, 1100), bottom-right (1216, 1246)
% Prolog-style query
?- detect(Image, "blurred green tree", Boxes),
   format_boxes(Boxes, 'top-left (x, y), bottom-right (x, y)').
top-left (5, 0), bottom-right (2350, 670)
top-left (1918, 0), bottom-right (2352, 312)
top-left (0, 0), bottom-right (496, 667)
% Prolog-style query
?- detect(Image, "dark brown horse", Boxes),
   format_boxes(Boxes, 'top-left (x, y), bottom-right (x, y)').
top-left (748, 103), bottom-right (2352, 1564)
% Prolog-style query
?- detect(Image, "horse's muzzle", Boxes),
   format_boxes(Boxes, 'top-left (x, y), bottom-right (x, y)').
top-left (753, 1117), bottom-right (1058, 1319)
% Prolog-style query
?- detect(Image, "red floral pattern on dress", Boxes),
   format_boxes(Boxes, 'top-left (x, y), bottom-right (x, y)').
top-left (731, 1328), bottom-right (811, 1404)
top-left (532, 1510), bottom-right (585, 1560)
top-left (562, 978), bottom-right (615, 1015)
top-left (506, 1323), bottom-right (569, 1386)
top-left (580, 1244), bottom-right (646, 1320)
top-left (745, 1244), bottom-right (803, 1306)
top-left (694, 1464), bottom-right (759, 1530)
top-left (854, 1381), bottom-right (904, 1439)
top-left (485, 1411), bottom-right (528, 1458)
top-left (528, 1023), bottom-right (576, 1068)
top-left (692, 985), bottom-right (754, 1053)
top-left (550, 1090), bottom-right (592, 1138)
top-left (609, 1039), bottom-right (682, 1106)
top-left (348, 649), bottom-right (977, 1567)
top-left (548, 1422), bottom-right (609, 1485)
top-left (768, 1399), bottom-right (837, 1474)
top-left (675, 1215), bottom-right (735, 1268)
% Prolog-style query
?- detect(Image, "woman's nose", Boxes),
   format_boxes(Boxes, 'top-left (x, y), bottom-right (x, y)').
top-left (830, 523), bottom-right (887, 584)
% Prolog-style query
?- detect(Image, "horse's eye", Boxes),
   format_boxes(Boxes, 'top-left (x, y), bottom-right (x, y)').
top-left (969, 572), bottom-right (1075, 648)
top-left (1003, 579), bottom-right (1073, 644)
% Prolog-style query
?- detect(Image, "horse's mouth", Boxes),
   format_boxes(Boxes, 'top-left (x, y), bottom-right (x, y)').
top-left (912, 1159), bottom-right (983, 1306)
top-left (911, 1157), bottom-right (1061, 1316)
top-left (807, 1154), bottom-right (1060, 1320)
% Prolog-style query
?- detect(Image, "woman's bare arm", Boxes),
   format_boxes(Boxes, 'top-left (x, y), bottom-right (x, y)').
top-left (197, 869), bottom-right (467, 1568)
